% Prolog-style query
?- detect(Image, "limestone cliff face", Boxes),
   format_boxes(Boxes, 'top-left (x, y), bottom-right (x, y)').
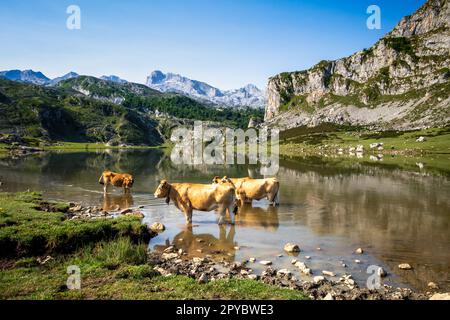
top-left (265, 0), bottom-right (450, 130)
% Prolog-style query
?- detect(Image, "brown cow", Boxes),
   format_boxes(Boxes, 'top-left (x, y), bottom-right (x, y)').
top-left (153, 180), bottom-right (237, 225)
top-left (213, 176), bottom-right (280, 206)
top-left (99, 170), bottom-right (134, 194)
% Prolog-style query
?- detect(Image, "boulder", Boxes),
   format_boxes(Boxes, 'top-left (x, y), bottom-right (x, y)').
top-left (198, 273), bottom-right (209, 284)
top-left (120, 208), bottom-right (133, 215)
top-left (313, 276), bottom-right (325, 284)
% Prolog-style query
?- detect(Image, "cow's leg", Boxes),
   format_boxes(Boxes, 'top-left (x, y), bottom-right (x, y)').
top-left (218, 208), bottom-right (226, 225)
top-left (228, 204), bottom-right (236, 225)
top-left (103, 183), bottom-right (108, 194)
top-left (184, 208), bottom-right (193, 225)
top-left (274, 191), bottom-right (280, 206)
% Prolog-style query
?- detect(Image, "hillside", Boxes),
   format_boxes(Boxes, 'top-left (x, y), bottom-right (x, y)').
top-left (0, 78), bottom-right (162, 146)
top-left (59, 76), bottom-right (263, 129)
top-left (265, 0), bottom-right (449, 131)
top-left (0, 76), bottom-right (263, 146)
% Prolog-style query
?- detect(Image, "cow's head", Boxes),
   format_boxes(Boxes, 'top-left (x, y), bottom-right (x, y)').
top-left (154, 180), bottom-right (171, 203)
top-left (123, 176), bottom-right (134, 189)
top-left (212, 176), bottom-right (221, 184)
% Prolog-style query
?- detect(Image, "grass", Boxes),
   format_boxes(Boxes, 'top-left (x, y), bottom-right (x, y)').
top-left (280, 126), bottom-right (450, 155)
top-left (0, 192), bottom-right (308, 300)
top-left (0, 192), bottom-right (152, 257)
top-left (0, 242), bottom-right (308, 300)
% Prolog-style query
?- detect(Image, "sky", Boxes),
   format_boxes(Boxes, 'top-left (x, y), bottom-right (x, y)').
top-left (0, 0), bottom-right (427, 90)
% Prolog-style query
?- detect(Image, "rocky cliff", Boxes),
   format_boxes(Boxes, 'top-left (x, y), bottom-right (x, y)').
top-left (265, 0), bottom-right (449, 130)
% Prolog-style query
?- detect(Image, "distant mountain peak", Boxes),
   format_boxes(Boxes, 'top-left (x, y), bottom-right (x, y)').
top-left (0, 69), bottom-right (50, 85)
top-left (100, 75), bottom-right (128, 84)
top-left (146, 70), bottom-right (266, 109)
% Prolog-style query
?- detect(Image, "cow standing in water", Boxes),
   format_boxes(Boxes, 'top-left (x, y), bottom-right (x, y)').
top-left (213, 176), bottom-right (280, 206)
top-left (99, 170), bottom-right (134, 194)
top-left (153, 180), bottom-right (237, 225)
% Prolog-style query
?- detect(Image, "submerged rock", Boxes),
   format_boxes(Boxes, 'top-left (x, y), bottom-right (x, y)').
top-left (398, 263), bottom-right (412, 270)
top-left (284, 243), bottom-right (300, 253)
top-left (149, 222), bottom-right (166, 233)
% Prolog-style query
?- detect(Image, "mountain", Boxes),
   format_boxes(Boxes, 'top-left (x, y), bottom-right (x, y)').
top-left (0, 77), bottom-right (163, 146)
top-left (0, 70), bottom-right (50, 85)
top-left (100, 75), bottom-right (128, 84)
top-left (146, 70), bottom-right (266, 109)
top-left (265, 0), bottom-right (449, 131)
top-left (49, 72), bottom-right (80, 85)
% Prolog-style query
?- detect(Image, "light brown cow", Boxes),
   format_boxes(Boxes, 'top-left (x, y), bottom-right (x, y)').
top-left (154, 180), bottom-right (237, 225)
top-left (99, 170), bottom-right (134, 194)
top-left (213, 176), bottom-right (280, 206)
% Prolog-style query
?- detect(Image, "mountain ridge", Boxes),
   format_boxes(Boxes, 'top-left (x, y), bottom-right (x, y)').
top-left (264, 0), bottom-right (449, 131)
top-left (146, 70), bottom-right (266, 109)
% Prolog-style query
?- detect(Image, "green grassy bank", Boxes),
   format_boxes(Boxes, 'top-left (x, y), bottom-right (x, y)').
top-left (0, 192), bottom-right (308, 300)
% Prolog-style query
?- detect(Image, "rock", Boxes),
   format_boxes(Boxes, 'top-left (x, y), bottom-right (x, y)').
top-left (313, 276), bottom-right (325, 284)
top-left (249, 258), bottom-right (256, 263)
top-left (198, 273), bottom-right (209, 284)
top-left (291, 259), bottom-right (298, 265)
top-left (234, 246), bottom-right (240, 250)
top-left (316, 247), bottom-right (322, 251)
top-left (126, 211), bottom-right (144, 219)
top-left (427, 282), bottom-right (439, 290)
top-left (192, 257), bottom-right (205, 264)
top-left (149, 222), bottom-right (166, 233)
top-left (429, 293), bottom-right (450, 300)
top-left (284, 243), bottom-right (300, 253)
top-left (305, 256), bottom-right (311, 260)
top-left (416, 136), bottom-right (426, 142)
top-left (356, 145), bottom-right (364, 153)
top-left (355, 248), bottom-right (364, 254)
top-left (398, 263), bottom-right (412, 270)
top-left (277, 269), bottom-right (291, 276)
top-left (342, 263), bottom-right (347, 268)
top-left (354, 260), bottom-right (361, 264)
top-left (120, 208), bottom-right (133, 215)
top-left (161, 253), bottom-right (178, 260)
top-left (260, 260), bottom-right (272, 266)
top-left (323, 293), bottom-right (334, 300)
top-left (248, 274), bottom-right (258, 280)
top-left (322, 271), bottom-right (336, 277)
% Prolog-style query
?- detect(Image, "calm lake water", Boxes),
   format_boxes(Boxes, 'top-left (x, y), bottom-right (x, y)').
top-left (0, 149), bottom-right (449, 292)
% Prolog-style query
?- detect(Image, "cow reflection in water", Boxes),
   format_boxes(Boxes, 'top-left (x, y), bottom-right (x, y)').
top-left (156, 225), bottom-right (237, 262)
top-left (155, 204), bottom-right (279, 262)
top-left (102, 193), bottom-right (134, 211)
top-left (235, 204), bottom-right (279, 232)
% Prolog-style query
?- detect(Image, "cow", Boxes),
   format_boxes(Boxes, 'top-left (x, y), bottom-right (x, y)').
top-left (213, 176), bottom-right (280, 206)
top-left (99, 170), bottom-right (134, 194)
top-left (153, 180), bottom-right (237, 225)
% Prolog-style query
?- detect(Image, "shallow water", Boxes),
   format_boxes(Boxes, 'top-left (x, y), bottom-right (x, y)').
top-left (0, 149), bottom-right (449, 291)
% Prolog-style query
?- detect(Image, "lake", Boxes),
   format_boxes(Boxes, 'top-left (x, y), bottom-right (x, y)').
top-left (0, 149), bottom-right (449, 292)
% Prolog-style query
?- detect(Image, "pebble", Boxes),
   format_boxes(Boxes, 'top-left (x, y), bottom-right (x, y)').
top-left (377, 267), bottom-right (387, 277)
top-left (305, 256), bottom-right (311, 260)
top-left (427, 282), bottom-right (439, 290)
top-left (277, 269), bottom-right (291, 276)
top-left (260, 260), bottom-right (272, 266)
top-left (198, 273), bottom-right (209, 284)
top-left (284, 243), bottom-right (301, 253)
top-left (313, 276), bottom-right (325, 284)
top-left (248, 274), bottom-right (258, 280)
top-left (249, 258), bottom-right (256, 263)
top-left (291, 259), bottom-right (298, 265)
top-left (322, 271), bottom-right (336, 277)
top-left (398, 263), bottom-right (412, 270)
top-left (355, 248), bottom-right (364, 254)
top-left (323, 293), bottom-right (334, 300)
top-left (149, 222), bottom-right (166, 233)
top-left (120, 208), bottom-right (133, 215)
top-left (354, 260), bottom-right (361, 264)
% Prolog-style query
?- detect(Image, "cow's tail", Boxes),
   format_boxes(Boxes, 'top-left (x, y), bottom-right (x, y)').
top-left (271, 178), bottom-right (280, 205)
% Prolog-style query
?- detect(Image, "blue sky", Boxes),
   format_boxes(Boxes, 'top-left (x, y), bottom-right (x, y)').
top-left (0, 0), bottom-right (426, 89)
